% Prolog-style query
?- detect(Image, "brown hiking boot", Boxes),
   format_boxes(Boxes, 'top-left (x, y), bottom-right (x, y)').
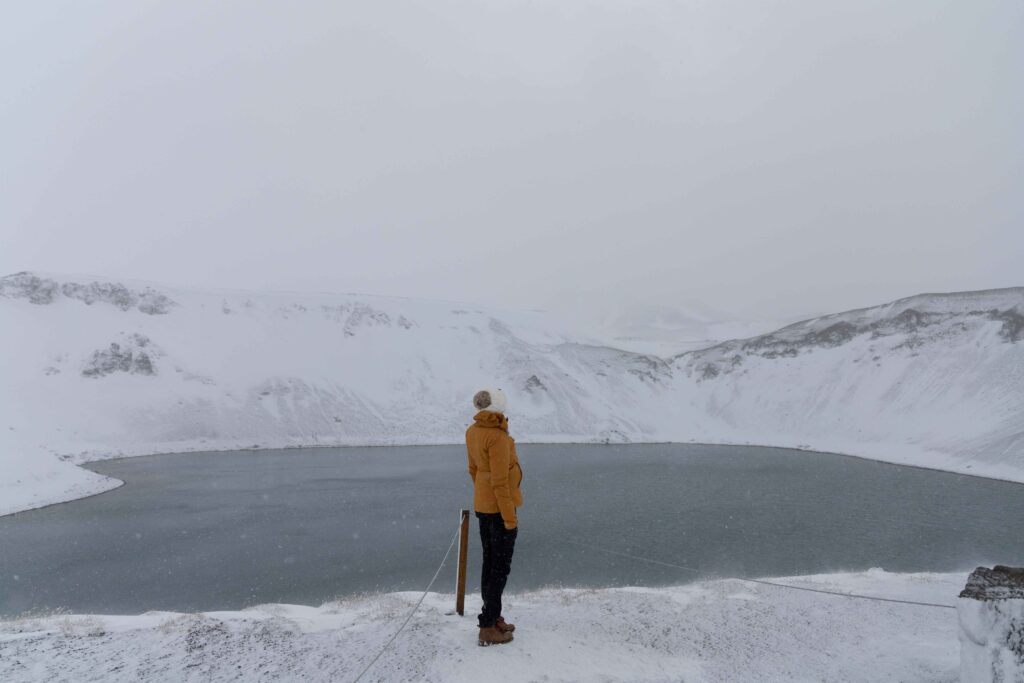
top-left (478, 626), bottom-right (513, 646)
top-left (496, 616), bottom-right (515, 633)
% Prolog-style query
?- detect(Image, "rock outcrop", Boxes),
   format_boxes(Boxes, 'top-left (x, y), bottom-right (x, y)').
top-left (0, 272), bottom-right (176, 314)
top-left (82, 335), bottom-right (158, 377)
top-left (958, 566), bottom-right (1024, 682)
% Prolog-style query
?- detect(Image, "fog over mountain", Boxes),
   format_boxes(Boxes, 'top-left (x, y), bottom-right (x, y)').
top-left (2, 1), bottom-right (1021, 322)
top-left (2, 271), bottom-right (1021, 516)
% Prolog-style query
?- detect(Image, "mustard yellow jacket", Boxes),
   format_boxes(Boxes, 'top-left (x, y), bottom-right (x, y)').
top-left (466, 411), bottom-right (523, 528)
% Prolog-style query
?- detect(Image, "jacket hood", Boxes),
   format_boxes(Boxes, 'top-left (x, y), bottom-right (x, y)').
top-left (473, 410), bottom-right (509, 431)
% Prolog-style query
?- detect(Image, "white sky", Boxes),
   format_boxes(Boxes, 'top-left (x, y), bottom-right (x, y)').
top-left (2, 1), bottom-right (1021, 321)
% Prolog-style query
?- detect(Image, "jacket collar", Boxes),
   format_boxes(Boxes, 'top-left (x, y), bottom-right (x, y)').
top-left (473, 410), bottom-right (508, 432)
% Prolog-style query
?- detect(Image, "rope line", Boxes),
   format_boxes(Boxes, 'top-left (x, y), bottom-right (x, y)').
top-left (352, 524), bottom-right (462, 683)
top-left (353, 523), bottom-right (953, 683)
top-left (567, 539), bottom-right (956, 610)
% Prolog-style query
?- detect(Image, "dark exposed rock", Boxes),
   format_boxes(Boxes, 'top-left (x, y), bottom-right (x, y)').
top-left (82, 342), bottom-right (157, 377)
top-left (737, 308), bottom-right (952, 361)
top-left (524, 374), bottom-right (546, 393)
top-left (62, 281), bottom-right (135, 309)
top-left (762, 347), bottom-right (799, 359)
top-left (134, 352), bottom-right (155, 375)
top-left (740, 336), bottom-right (773, 353)
top-left (740, 335), bottom-right (798, 358)
top-left (83, 343), bottom-right (131, 376)
top-left (136, 289), bottom-right (176, 315)
top-left (893, 336), bottom-right (925, 351)
top-left (598, 429), bottom-right (630, 444)
top-left (321, 303), bottom-right (394, 335)
top-left (808, 321), bottom-right (859, 347)
top-left (61, 281), bottom-right (176, 315)
top-left (699, 363), bottom-right (720, 380)
top-left (893, 308), bottom-right (920, 325)
top-left (740, 333), bottom-right (803, 358)
top-left (960, 565), bottom-right (1024, 600)
top-left (992, 308), bottom-right (1024, 343)
top-left (689, 292), bottom-right (1024, 382)
top-left (0, 273), bottom-right (176, 313)
top-left (0, 272), bottom-right (60, 304)
top-left (624, 354), bottom-right (672, 384)
top-left (345, 304), bottom-right (390, 336)
top-left (891, 308), bottom-right (928, 331)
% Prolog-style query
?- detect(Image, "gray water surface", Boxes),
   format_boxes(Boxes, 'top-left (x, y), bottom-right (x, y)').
top-left (1, 443), bottom-right (1021, 616)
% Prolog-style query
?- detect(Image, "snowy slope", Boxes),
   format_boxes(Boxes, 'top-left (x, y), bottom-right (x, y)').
top-left (0, 570), bottom-right (964, 683)
top-left (1, 271), bottom-right (1022, 515)
top-left (672, 289), bottom-right (1024, 481)
top-left (0, 271), bottom-right (675, 514)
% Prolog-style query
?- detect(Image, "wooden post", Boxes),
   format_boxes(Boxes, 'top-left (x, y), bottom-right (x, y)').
top-left (456, 509), bottom-right (470, 616)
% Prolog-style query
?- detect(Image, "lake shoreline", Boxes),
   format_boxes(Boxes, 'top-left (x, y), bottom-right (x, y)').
top-left (3, 437), bottom-right (1021, 521)
top-left (4, 444), bottom-right (1020, 617)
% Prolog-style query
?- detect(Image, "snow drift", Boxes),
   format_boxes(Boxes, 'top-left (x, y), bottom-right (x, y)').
top-left (1, 271), bottom-right (1022, 515)
top-left (0, 570), bottom-right (963, 683)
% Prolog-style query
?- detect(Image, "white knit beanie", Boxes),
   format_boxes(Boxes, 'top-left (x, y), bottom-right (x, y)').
top-left (472, 387), bottom-right (508, 414)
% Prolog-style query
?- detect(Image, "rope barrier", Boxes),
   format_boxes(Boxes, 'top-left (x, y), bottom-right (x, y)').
top-left (351, 524), bottom-right (463, 683)
top-left (566, 539), bottom-right (957, 610)
top-left (353, 521), bottom-right (952, 682)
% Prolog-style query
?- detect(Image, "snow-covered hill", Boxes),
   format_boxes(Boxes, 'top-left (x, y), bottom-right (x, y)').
top-left (1, 271), bottom-right (1022, 515)
top-left (673, 289), bottom-right (1024, 481)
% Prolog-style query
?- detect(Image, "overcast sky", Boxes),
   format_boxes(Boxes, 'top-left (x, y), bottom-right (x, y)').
top-left (2, 1), bottom-right (1021, 321)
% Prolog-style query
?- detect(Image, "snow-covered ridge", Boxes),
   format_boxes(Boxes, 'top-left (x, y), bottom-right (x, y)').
top-left (685, 288), bottom-right (1024, 375)
top-left (673, 288), bottom-right (1023, 483)
top-left (0, 271), bottom-right (177, 314)
top-left (689, 288), bottom-right (1024, 362)
top-left (1, 271), bottom-right (1022, 516)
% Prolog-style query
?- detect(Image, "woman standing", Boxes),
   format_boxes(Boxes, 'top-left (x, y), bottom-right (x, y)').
top-left (465, 387), bottom-right (523, 646)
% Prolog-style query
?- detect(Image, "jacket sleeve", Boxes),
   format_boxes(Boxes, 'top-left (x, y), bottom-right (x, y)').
top-left (466, 435), bottom-right (477, 482)
top-left (487, 434), bottom-right (517, 528)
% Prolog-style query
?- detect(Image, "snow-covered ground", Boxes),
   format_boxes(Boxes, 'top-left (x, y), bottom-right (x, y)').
top-left (1, 271), bottom-right (1022, 515)
top-left (0, 569), bottom-right (964, 683)
top-left (3, 274), bottom-right (1015, 680)
top-left (959, 594), bottom-right (1024, 681)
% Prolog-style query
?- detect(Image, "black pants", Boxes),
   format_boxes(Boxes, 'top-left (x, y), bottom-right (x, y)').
top-left (476, 511), bottom-right (517, 628)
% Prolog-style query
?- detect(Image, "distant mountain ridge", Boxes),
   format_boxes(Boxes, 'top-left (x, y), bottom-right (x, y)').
top-left (559, 299), bottom-right (793, 357)
top-left (1, 271), bottom-right (1021, 515)
top-left (675, 287), bottom-right (1024, 481)
top-left (685, 288), bottom-right (1024, 369)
